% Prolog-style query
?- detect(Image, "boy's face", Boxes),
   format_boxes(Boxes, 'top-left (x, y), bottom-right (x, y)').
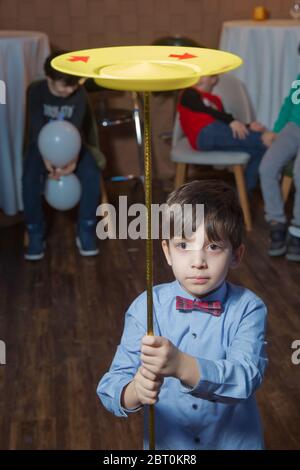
top-left (162, 226), bottom-right (244, 297)
top-left (197, 74), bottom-right (219, 92)
top-left (47, 78), bottom-right (79, 98)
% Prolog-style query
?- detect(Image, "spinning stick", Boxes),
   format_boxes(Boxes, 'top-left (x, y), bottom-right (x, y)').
top-left (52, 46), bottom-right (242, 450)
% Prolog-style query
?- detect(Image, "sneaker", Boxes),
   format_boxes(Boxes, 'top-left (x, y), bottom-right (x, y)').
top-left (24, 223), bottom-right (45, 261)
top-left (76, 219), bottom-right (99, 257)
top-left (268, 222), bottom-right (287, 257)
top-left (286, 232), bottom-right (300, 262)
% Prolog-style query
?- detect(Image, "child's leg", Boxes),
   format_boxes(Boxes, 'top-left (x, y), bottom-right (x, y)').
top-left (22, 145), bottom-right (47, 225)
top-left (197, 122), bottom-right (267, 191)
top-left (75, 147), bottom-right (101, 256)
top-left (259, 123), bottom-right (299, 224)
top-left (286, 147), bottom-right (300, 261)
top-left (75, 146), bottom-right (101, 221)
top-left (291, 148), bottom-right (300, 229)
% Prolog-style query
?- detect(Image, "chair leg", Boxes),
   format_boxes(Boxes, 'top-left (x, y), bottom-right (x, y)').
top-left (233, 165), bottom-right (252, 231)
top-left (174, 163), bottom-right (187, 188)
top-left (281, 175), bottom-right (293, 203)
top-left (24, 230), bottom-right (29, 247)
top-left (101, 175), bottom-right (109, 204)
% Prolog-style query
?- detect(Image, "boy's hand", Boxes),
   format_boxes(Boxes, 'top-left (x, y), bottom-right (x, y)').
top-left (132, 366), bottom-right (163, 406)
top-left (43, 159), bottom-right (59, 179)
top-left (43, 158), bottom-right (78, 179)
top-left (261, 131), bottom-right (277, 147)
top-left (141, 335), bottom-right (182, 378)
top-left (141, 336), bottom-right (201, 387)
top-left (229, 120), bottom-right (249, 139)
top-left (249, 121), bottom-right (266, 132)
top-left (55, 158), bottom-right (78, 176)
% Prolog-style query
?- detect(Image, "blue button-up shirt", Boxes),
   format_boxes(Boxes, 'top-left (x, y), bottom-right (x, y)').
top-left (97, 280), bottom-right (268, 450)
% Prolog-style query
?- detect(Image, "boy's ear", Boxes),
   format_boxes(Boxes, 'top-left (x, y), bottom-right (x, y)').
top-left (230, 244), bottom-right (245, 269)
top-left (161, 240), bottom-right (172, 266)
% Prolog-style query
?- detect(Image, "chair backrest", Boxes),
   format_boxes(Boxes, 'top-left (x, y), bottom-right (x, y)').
top-left (214, 73), bottom-right (255, 123)
top-left (172, 74), bottom-right (255, 148)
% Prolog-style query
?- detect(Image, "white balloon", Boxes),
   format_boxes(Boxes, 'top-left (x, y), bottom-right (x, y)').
top-left (38, 120), bottom-right (81, 167)
top-left (45, 174), bottom-right (82, 210)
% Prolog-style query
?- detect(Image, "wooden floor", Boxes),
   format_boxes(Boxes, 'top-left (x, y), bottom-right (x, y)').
top-left (0, 175), bottom-right (300, 450)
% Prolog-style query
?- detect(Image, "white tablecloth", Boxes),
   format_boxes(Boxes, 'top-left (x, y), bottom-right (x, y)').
top-left (219, 20), bottom-right (300, 129)
top-left (0, 31), bottom-right (50, 215)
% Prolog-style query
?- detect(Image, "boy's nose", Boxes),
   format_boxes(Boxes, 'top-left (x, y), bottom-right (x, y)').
top-left (191, 250), bottom-right (207, 269)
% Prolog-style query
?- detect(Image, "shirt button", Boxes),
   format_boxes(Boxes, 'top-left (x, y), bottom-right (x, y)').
top-left (194, 437), bottom-right (200, 444)
top-left (192, 333), bottom-right (197, 339)
top-left (192, 404), bottom-right (198, 410)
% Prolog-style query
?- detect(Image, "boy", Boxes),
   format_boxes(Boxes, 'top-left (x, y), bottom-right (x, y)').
top-left (22, 51), bottom-right (105, 260)
top-left (97, 180), bottom-right (268, 450)
top-left (178, 75), bottom-right (268, 193)
top-left (259, 74), bottom-right (300, 261)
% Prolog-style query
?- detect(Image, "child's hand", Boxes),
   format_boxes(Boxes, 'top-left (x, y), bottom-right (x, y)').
top-left (249, 121), bottom-right (266, 132)
top-left (261, 131), bottom-right (277, 147)
top-left (229, 120), bottom-right (249, 139)
top-left (141, 335), bottom-right (182, 378)
top-left (43, 158), bottom-right (59, 179)
top-left (55, 159), bottom-right (78, 176)
top-left (132, 366), bottom-right (163, 405)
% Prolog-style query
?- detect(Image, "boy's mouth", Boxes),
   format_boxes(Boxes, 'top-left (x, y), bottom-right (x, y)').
top-left (188, 276), bottom-right (210, 284)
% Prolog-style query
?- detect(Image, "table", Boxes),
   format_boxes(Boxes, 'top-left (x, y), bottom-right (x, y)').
top-left (219, 20), bottom-right (300, 129)
top-left (0, 31), bottom-right (50, 215)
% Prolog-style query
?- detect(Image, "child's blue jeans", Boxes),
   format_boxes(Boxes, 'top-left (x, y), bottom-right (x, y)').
top-left (197, 121), bottom-right (267, 191)
top-left (22, 144), bottom-right (101, 225)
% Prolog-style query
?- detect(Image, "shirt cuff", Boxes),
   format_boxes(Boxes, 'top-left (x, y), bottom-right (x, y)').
top-left (180, 357), bottom-right (219, 399)
top-left (117, 380), bottom-right (143, 417)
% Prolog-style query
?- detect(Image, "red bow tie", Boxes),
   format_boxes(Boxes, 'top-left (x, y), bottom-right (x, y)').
top-left (176, 296), bottom-right (223, 316)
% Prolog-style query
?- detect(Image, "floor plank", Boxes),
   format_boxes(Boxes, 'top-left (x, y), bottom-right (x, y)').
top-left (0, 175), bottom-right (300, 449)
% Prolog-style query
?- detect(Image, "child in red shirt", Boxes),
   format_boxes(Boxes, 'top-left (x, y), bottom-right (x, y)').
top-left (178, 75), bottom-right (268, 192)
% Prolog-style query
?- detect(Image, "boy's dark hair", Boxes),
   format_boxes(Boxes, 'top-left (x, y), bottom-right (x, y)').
top-left (44, 51), bottom-right (81, 86)
top-left (166, 179), bottom-right (244, 249)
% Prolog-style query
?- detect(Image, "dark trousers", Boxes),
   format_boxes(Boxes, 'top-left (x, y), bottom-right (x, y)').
top-left (22, 144), bottom-right (101, 225)
top-left (197, 121), bottom-right (267, 191)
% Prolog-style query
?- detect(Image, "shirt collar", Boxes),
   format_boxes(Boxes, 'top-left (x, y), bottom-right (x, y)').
top-left (172, 279), bottom-right (228, 304)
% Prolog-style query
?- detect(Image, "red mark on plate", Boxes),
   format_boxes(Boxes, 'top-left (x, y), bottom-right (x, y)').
top-left (169, 52), bottom-right (197, 60)
top-left (68, 56), bottom-right (90, 63)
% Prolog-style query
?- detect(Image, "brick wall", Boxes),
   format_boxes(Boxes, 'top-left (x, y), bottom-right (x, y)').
top-left (0, 0), bottom-right (290, 179)
top-left (0, 0), bottom-right (290, 51)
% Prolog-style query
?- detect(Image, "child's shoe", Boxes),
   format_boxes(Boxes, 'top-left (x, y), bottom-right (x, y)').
top-left (24, 223), bottom-right (45, 261)
top-left (76, 219), bottom-right (99, 256)
top-left (268, 222), bottom-right (287, 256)
top-left (286, 226), bottom-right (300, 262)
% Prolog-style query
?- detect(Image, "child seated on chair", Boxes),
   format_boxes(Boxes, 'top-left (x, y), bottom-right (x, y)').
top-left (97, 180), bottom-right (268, 450)
top-left (259, 74), bottom-right (300, 262)
top-left (22, 51), bottom-right (105, 261)
top-left (178, 75), bottom-right (268, 193)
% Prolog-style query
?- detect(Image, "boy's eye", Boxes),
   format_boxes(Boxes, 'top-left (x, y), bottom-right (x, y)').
top-left (176, 242), bottom-right (187, 249)
top-left (207, 243), bottom-right (221, 251)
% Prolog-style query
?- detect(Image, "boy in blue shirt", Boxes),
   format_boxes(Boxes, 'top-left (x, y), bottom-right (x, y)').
top-left (97, 180), bottom-right (268, 450)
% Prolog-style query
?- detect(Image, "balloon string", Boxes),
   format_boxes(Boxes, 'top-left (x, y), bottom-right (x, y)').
top-left (144, 91), bottom-right (155, 450)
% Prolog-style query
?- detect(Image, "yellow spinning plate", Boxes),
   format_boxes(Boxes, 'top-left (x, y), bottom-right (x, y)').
top-left (51, 45), bottom-right (242, 91)
top-left (52, 45), bottom-right (242, 451)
